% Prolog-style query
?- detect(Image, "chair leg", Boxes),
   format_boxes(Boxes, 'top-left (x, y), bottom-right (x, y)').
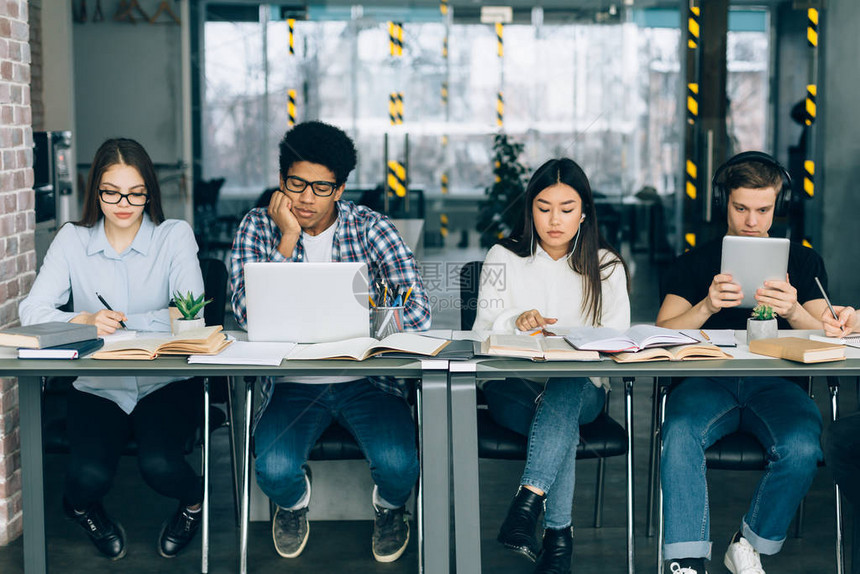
top-left (646, 377), bottom-right (661, 538)
top-left (830, 378), bottom-right (846, 574)
top-left (202, 377), bottom-right (210, 574)
top-left (594, 457), bottom-right (607, 528)
top-left (240, 377), bottom-right (255, 574)
top-left (594, 387), bottom-right (613, 528)
top-left (623, 377), bottom-right (635, 574)
top-left (657, 383), bottom-right (669, 574)
top-left (226, 376), bottom-right (241, 527)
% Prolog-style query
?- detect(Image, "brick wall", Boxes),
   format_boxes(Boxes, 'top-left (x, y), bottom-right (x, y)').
top-left (0, 0), bottom-right (35, 546)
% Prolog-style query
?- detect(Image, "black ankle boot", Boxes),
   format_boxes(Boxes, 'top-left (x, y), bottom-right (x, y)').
top-left (497, 487), bottom-right (545, 561)
top-left (534, 527), bottom-right (572, 574)
top-left (63, 498), bottom-right (126, 560)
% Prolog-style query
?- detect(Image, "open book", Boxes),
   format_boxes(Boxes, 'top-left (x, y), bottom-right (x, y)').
top-left (564, 325), bottom-right (698, 353)
top-left (287, 333), bottom-right (449, 361)
top-left (611, 344), bottom-right (733, 363)
top-left (91, 326), bottom-right (231, 360)
top-left (480, 334), bottom-right (600, 361)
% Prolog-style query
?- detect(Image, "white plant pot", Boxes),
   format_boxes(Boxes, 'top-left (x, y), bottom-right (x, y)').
top-left (172, 317), bottom-right (205, 336)
top-left (746, 318), bottom-right (778, 344)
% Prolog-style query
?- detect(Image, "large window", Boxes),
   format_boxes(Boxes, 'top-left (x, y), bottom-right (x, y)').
top-left (201, 6), bottom-right (771, 208)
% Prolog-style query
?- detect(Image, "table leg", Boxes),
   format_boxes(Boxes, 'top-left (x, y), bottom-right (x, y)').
top-left (202, 377), bottom-right (210, 574)
top-left (624, 377), bottom-right (635, 574)
top-left (20, 376), bottom-right (47, 574)
top-left (239, 377), bottom-right (255, 574)
top-left (418, 362), bottom-right (450, 574)
top-left (450, 364), bottom-right (481, 574)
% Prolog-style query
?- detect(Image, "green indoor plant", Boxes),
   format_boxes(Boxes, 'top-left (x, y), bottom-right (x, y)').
top-left (476, 134), bottom-right (529, 248)
top-left (171, 291), bottom-right (211, 334)
top-left (747, 304), bottom-right (777, 343)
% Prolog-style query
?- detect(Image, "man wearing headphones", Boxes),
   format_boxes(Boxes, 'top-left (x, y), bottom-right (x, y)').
top-left (654, 152), bottom-right (830, 574)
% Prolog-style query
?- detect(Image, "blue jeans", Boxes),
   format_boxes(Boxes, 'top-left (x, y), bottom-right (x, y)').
top-left (483, 377), bottom-right (606, 529)
top-left (661, 377), bottom-right (822, 560)
top-left (254, 379), bottom-right (419, 509)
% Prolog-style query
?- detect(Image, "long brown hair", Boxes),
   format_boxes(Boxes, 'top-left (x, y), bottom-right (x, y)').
top-left (499, 158), bottom-right (629, 326)
top-left (76, 138), bottom-right (165, 227)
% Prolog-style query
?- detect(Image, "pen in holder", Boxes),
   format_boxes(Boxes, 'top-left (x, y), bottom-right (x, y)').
top-left (371, 306), bottom-right (404, 339)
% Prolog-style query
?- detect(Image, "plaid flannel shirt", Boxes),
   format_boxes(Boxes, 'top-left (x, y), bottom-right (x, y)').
top-left (230, 200), bottom-right (431, 424)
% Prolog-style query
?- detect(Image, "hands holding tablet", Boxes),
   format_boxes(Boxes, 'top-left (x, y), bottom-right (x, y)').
top-left (704, 273), bottom-right (799, 319)
top-left (704, 273), bottom-right (744, 313)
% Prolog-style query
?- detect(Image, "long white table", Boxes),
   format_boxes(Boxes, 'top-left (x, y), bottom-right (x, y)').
top-left (4, 357), bottom-right (450, 574)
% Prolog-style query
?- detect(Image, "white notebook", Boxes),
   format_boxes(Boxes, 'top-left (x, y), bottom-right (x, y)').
top-left (810, 334), bottom-right (860, 350)
top-left (188, 341), bottom-right (296, 366)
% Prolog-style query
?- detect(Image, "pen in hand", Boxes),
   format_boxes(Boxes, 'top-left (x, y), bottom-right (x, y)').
top-left (95, 292), bottom-right (127, 329)
top-left (813, 277), bottom-right (839, 321)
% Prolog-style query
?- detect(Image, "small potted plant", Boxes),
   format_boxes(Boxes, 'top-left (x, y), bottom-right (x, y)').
top-left (747, 304), bottom-right (778, 344)
top-left (172, 291), bottom-right (211, 335)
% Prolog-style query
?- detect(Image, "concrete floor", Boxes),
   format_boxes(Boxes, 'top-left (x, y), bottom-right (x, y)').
top-left (0, 245), bottom-right (854, 573)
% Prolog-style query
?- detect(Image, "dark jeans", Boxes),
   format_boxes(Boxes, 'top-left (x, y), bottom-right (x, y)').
top-left (826, 412), bottom-right (860, 574)
top-left (64, 379), bottom-right (204, 510)
top-left (254, 379), bottom-right (419, 509)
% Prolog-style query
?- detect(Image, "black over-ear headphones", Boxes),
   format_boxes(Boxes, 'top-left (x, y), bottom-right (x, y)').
top-left (711, 151), bottom-right (792, 217)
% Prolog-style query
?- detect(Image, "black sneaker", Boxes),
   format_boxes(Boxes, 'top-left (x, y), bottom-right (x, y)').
top-left (667, 558), bottom-right (707, 573)
top-left (158, 504), bottom-right (202, 558)
top-left (272, 505), bottom-right (310, 558)
top-left (372, 505), bottom-right (410, 563)
top-left (63, 498), bottom-right (126, 560)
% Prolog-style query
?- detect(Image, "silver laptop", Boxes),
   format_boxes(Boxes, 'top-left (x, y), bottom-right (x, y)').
top-left (720, 236), bottom-right (790, 308)
top-left (244, 262), bottom-right (370, 343)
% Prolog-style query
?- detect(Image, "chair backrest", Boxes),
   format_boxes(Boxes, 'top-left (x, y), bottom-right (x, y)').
top-left (199, 257), bottom-right (228, 327)
top-left (459, 260), bottom-right (483, 330)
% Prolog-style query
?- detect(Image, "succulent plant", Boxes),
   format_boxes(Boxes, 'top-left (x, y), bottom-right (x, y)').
top-left (173, 291), bottom-right (212, 321)
top-left (750, 304), bottom-right (776, 321)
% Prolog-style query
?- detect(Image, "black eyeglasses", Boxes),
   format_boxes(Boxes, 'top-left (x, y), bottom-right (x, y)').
top-left (283, 175), bottom-right (338, 197)
top-left (99, 189), bottom-right (149, 206)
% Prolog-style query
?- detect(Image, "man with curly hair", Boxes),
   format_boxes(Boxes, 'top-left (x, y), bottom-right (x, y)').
top-left (230, 121), bottom-right (431, 563)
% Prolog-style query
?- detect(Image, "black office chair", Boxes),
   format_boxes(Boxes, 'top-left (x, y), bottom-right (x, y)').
top-left (458, 260), bottom-right (634, 572)
top-left (647, 375), bottom-right (844, 574)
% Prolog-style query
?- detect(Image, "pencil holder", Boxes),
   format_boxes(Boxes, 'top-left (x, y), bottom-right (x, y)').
top-left (371, 306), bottom-right (404, 339)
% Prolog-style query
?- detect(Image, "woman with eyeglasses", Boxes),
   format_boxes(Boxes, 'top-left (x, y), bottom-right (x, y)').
top-left (19, 138), bottom-right (205, 561)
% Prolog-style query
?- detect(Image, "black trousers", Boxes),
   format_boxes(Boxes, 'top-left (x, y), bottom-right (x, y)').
top-left (64, 378), bottom-right (203, 510)
top-left (826, 411), bottom-right (860, 574)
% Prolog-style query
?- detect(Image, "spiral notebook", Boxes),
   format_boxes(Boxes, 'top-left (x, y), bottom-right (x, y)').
top-left (810, 334), bottom-right (860, 349)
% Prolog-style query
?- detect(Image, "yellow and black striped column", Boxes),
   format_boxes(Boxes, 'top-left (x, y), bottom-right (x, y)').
top-left (387, 161), bottom-right (407, 198)
top-left (687, 6), bottom-right (700, 49)
top-left (807, 8), bottom-right (818, 48)
top-left (496, 92), bottom-right (504, 128)
top-left (287, 89), bottom-right (296, 127)
top-left (440, 0), bottom-right (448, 16)
top-left (687, 83), bottom-right (699, 125)
top-left (389, 92), bottom-right (404, 125)
top-left (288, 18), bottom-right (295, 55)
top-left (805, 84), bottom-right (816, 127)
top-left (496, 22), bottom-right (504, 58)
top-left (804, 160), bottom-right (814, 198)
top-left (389, 21), bottom-right (403, 57)
top-left (686, 160), bottom-right (697, 200)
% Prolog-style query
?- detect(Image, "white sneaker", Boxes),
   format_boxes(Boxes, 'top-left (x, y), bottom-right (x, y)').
top-left (668, 561), bottom-right (706, 574)
top-left (724, 536), bottom-right (766, 574)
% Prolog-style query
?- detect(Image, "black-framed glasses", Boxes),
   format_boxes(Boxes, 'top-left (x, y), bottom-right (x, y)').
top-left (99, 189), bottom-right (149, 206)
top-left (283, 175), bottom-right (337, 197)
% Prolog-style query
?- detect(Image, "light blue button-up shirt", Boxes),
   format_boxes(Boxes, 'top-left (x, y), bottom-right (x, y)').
top-left (19, 215), bottom-right (204, 413)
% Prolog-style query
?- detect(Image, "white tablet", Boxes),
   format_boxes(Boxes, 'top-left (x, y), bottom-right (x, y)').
top-left (720, 236), bottom-right (790, 308)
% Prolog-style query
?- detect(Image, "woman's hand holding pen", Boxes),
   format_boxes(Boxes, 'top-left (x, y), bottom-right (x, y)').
top-left (516, 309), bottom-right (557, 332)
top-left (821, 305), bottom-right (857, 337)
top-left (70, 309), bottom-right (128, 336)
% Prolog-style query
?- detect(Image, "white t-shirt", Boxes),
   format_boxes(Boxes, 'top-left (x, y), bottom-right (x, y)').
top-left (301, 218), bottom-right (338, 263)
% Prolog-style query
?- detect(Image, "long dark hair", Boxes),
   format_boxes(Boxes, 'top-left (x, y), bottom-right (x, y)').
top-left (76, 138), bottom-right (165, 227)
top-left (499, 158), bottom-right (629, 325)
